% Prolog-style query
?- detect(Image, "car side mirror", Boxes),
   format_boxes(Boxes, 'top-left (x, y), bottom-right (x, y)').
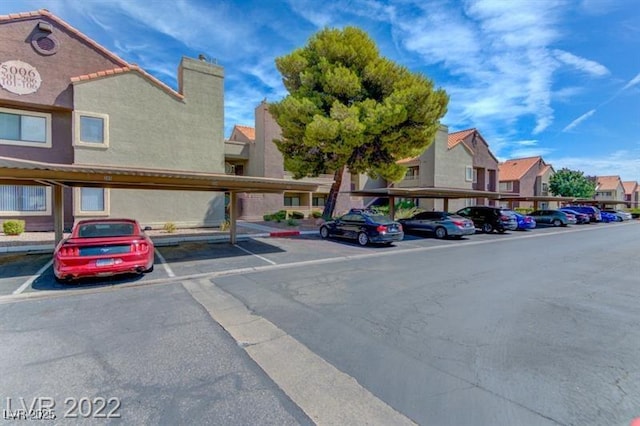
top-left (144, 226), bottom-right (152, 231)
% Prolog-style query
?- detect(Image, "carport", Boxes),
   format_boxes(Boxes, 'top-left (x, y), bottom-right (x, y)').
top-left (350, 187), bottom-right (514, 218)
top-left (496, 195), bottom-right (577, 209)
top-left (0, 156), bottom-right (320, 245)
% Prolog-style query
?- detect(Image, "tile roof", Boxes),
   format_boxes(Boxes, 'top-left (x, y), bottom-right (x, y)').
top-left (622, 181), bottom-right (638, 194)
top-left (498, 156), bottom-right (542, 181)
top-left (447, 128), bottom-right (476, 149)
top-left (2, 9), bottom-right (183, 99)
top-left (235, 125), bottom-right (255, 141)
top-left (596, 175), bottom-right (622, 191)
top-left (537, 164), bottom-right (553, 176)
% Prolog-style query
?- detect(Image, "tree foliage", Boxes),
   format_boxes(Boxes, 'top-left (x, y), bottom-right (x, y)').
top-left (549, 168), bottom-right (596, 198)
top-left (269, 27), bottom-right (448, 217)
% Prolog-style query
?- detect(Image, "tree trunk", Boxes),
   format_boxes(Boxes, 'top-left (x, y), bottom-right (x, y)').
top-left (322, 165), bottom-right (345, 219)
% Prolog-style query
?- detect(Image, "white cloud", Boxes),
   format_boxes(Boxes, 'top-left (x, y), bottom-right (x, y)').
top-left (622, 72), bottom-right (640, 91)
top-left (549, 150), bottom-right (640, 181)
top-left (563, 109), bottom-right (596, 132)
top-left (508, 147), bottom-right (555, 159)
top-left (553, 50), bottom-right (609, 77)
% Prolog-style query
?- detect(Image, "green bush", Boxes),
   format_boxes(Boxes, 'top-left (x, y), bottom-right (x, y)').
top-left (290, 211), bottom-right (305, 220)
top-left (163, 222), bottom-right (176, 233)
top-left (514, 207), bottom-right (534, 214)
top-left (311, 210), bottom-right (323, 219)
top-left (2, 220), bottom-right (25, 236)
top-left (263, 214), bottom-right (273, 221)
top-left (286, 218), bottom-right (298, 226)
top-left (394, 207), bottom-right (422, 220)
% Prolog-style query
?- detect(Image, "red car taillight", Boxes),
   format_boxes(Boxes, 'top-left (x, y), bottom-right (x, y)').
top-left (131, 242), bottom-right (150, 253)
top-left (58, 246), bottom-right (79, 257)
top-left (500, 215), bottom-right (510, 221)
top-left (451, 220), bottom-right (465, 227)
top-left (376, 225), bottom-right (388, 233)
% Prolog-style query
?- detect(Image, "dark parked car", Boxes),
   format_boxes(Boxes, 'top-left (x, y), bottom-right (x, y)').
top-left (398, 211), bottom-right (475, 239)
top-left (513, 212), bottom-right (536, 230)
top-left (455, 206), bottom-right (518, 233)
top-left (319, 209), bottom-right (403, 246)
top-left (558, 208), bottom-right (590, 224)
top-left (565, 205), bottom-right (602, 222)
top-left (528, 209), bottom-right (574, 226)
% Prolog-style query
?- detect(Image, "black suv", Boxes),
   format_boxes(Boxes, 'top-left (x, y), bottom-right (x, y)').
top-left (455, 206), bottom-right (518, 233)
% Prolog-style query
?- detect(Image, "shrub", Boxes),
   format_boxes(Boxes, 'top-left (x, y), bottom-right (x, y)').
top-left (514, 207), bottom-right (534, 214)
top-left (311, 210), bottom-right (323, 219)
top-left (286, 218), bottom-right (298, 226)
top-left (290, 211), bottom-right (305, 220)
top-left (263, 214), bottom-right (273, 221)
top-left (273, 210), bottom-right (287, 221)
top-left (394, 207), bottom-right (422, 220)
top-left (2, 220), bottom-right (25, 236)
top-left (163, 222), bottom-right (176, 233)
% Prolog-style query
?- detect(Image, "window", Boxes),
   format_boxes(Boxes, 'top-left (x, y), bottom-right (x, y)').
top-left (74, 111), bottom-right (109, 147)
top-left (405, 166), bottom-right (419, 180)
top-left (472, 168), bottom-right (478, 184)
top-left (0, 185), bottom-right (51, 216)
top-left (465, 166), bottom-right (473, 182)
top-left (500, 181), bottom-right (513, 191)
top-left (0, 107), bottom-right (51, 147)
top-left (284, 195), bottom-right (301, 207)
top-left (312, 195), bottom-right (326, 207)
top-left (75, 188), bottom-right (109, 215)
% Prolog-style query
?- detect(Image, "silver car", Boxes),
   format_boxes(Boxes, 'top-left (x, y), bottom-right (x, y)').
top-left (398, 211), bottom-right (476, 239)
top-left (602, 209), bottom-right (632, 221)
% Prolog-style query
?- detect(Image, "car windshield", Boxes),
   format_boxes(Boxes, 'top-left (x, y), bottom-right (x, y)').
top-left (78, 222), bottom-right (136, 238)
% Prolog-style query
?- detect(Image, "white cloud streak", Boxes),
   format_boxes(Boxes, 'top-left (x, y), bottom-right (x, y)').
top-left (553, 50), bottom-right (609, 77)
top-left (563, 109), bottom-right (596, 132)
top-left (622, 72), bottom-right (640, 91)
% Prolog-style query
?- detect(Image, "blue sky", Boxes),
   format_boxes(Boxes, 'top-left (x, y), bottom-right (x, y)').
top-left (2, 0), bottom-right (639, 181)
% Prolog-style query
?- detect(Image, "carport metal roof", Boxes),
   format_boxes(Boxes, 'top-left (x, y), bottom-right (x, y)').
top-left (0, 156), bottom-right (320, 193)
top-left (350, 187), bottom-right (511, 199)
top-left (0, 156), bottom-right (322, 245)
top-left (349, 186), bottom-right (516, 218)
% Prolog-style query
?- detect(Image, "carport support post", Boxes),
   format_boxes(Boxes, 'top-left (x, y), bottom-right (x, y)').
top-left (229, 191), bottom-right (238, 244)
top-left (53, 185), bottom-right (64, 246)
top-left (389, 196), bottom-right (395, 220)
top-left (443, 198), bottom-right (449, 212)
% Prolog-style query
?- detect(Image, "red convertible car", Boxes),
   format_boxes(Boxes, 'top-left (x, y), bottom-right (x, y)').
top-left (53, 218), bottom-right (154, 282)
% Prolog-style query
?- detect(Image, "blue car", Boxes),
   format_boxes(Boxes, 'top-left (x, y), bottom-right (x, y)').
top-left (600, 211), bottom-right (617, 223)
top-left (513, 212), bottom-right (536, 230)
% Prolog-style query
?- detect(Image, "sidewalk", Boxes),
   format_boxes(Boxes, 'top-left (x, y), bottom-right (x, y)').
top-left (0, 220), bottom-right (322, 253)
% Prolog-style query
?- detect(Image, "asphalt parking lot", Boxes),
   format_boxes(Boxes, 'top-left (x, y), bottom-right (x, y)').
top-left (0, 221), bottom-right (633, 300)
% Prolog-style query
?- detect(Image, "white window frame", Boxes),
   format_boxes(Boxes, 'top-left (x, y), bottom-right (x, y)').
top-left (74, 187), bottom-right (110, 216)
top-left (0, 185), bottom-right (52, 217)
top-left (0, 107), bottom-right (52, 148)
top-left (73, 111), bottom-right (109, 148)
top-left (465, 166), bottom-right (473, 182)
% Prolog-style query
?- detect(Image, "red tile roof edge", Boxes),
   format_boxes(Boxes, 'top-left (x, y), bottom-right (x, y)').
top-left (1, 9), bottom-right (129, 68)
top-left (3, 9), bottom-right (183, 100)
top-left (70, 65), bottom-right (184, 100)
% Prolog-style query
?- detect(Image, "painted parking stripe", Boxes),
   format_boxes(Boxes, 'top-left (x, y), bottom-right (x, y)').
top-left (233, 244), bottom-right (277, 265)
top-left (13, 259), bottom-right (53, 295)
top-left (154, 248), bottom-right (175, 278)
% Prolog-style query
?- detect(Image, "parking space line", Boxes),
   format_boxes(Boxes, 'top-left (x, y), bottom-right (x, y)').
top-left (233, 244), bottom-right (277, 265)
top-left (154, 248), bottom-right (175, 278)
top-left (13, 259), bottom-right (53, 295)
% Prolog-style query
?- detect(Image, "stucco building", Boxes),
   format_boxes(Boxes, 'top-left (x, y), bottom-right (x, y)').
top-left (1, 10), bottom-right (226, 230)
top-left (594, 175), bottom-right (626, 209)
top-left (498, 156), bottom-right (556, 209)
top-left (622, 181), bottom-right (639, 208)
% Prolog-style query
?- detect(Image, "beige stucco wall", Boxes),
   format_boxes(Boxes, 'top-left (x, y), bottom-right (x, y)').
top-left (71, 57), bottom-right (225, 227)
